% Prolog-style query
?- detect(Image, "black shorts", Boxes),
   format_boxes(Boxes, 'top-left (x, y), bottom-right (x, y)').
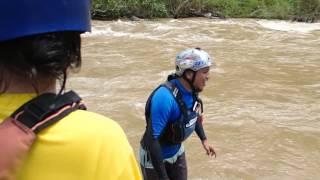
top-left (141, 152), bottom-right (187, 180)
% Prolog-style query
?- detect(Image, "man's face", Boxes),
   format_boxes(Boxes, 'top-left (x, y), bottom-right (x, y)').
top-left (193, 67), bottom-right (210, 92)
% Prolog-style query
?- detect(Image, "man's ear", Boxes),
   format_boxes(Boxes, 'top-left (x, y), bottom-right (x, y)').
top-left (184, 70), bottom-right (194, 80)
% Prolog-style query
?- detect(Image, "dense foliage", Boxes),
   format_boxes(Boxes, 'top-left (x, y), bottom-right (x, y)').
top-left (91, 0), bottom-right (320, 22)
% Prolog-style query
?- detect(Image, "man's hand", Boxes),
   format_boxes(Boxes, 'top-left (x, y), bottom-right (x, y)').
top-left (201, 139), bottom-right (216, 158)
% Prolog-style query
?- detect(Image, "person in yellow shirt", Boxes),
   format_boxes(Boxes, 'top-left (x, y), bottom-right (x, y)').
top-left (0, 0), bottom-right (142, 180)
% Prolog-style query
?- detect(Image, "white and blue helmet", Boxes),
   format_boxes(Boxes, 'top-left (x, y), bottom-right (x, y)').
top-left (175, 48), bottom-right (213, 76)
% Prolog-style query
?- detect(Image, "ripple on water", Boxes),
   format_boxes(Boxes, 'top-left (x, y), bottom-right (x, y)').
top-left (78, 18), bottom-right (320, 180)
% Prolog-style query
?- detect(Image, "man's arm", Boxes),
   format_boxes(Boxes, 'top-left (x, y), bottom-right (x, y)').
top-left (147, 87), bottom-right (176, 179)
top-left (146, 134), bottom-right (169, 179)
top-left (195, 119), bottom-right (207, 141)
top-left (195, 120), bottom-right (216, 157)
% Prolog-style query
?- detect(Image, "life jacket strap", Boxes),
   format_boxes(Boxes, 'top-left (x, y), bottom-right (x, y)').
top-left (0, 90), bottom-right (86, 179)
top-left (11, 91), bottom-right (86, 133)
top-left (163, 82), bottom-right (188, 117)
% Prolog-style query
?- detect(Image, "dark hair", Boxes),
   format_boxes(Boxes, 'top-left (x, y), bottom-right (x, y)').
top-left (0, 31), bottom-right (81, 94)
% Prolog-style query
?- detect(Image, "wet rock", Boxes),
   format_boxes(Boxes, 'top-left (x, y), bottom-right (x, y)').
top-left (204, 13), bottom-right (212, 18)
top-left (130, 16), bottom-right (143, 21)
top-left (293, 16), bottom-right (316, 23)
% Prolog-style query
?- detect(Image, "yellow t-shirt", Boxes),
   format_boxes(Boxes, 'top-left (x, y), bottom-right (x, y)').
top-left (0, 94), bottom-right (142, 180)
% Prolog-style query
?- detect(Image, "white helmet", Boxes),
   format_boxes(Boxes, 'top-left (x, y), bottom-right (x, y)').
top-left (175, 48), bottom-right (213, 76)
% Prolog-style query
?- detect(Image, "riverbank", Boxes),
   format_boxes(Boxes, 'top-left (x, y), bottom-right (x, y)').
top-left (91, 0), bottom-right (319, 22)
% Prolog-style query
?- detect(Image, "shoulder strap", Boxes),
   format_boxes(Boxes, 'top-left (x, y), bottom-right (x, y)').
top-left (162, 81), bottom-right (188, 117)
top-left (194, 93), bottom-right (204, 114)
top-left (11, 90), bottom-right (86, 133)
top-left (0, 91), bottom-right (86, 178)
top-left (145, 81), bottom-right (190, 124)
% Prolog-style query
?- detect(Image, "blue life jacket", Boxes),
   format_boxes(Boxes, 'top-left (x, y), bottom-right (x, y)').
top-left (145, 81), bottom-right (201, 145)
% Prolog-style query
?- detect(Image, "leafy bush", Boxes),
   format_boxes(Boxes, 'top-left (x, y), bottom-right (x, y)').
top-left (91, 0), bottom-right (320, 22)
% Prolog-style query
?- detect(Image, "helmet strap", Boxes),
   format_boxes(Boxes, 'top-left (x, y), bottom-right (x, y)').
top-left (191, 71), bottom-right (197, 93)
top-left (182, 70), bottom-right (197, 93)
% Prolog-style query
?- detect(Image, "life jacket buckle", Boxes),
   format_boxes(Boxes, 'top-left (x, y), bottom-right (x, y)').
top-left (22, 101), bottom-right (49, 121)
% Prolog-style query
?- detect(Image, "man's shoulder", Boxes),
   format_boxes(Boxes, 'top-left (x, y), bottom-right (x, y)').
top-left (153, 85), bottom-right (175, 101)
top-left (153, 79), bottom-right (184, 100)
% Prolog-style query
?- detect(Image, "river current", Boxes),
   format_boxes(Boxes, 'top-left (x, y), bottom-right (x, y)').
top-left (68, 18), bottom-right (320, 180)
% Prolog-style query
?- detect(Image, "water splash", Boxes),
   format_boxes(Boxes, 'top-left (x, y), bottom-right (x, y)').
top-left (257, 20), bottom-right (320, 33)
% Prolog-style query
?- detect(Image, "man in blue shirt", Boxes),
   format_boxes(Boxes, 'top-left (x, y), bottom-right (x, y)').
top-left (140, 48), bottom-right (216, 180)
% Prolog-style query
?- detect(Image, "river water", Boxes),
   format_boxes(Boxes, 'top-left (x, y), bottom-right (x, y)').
top-left (69, 18), bottom-right (320, 180)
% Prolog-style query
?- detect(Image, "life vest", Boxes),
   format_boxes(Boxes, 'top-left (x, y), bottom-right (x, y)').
top-left (143, 81), bottom-right (202, 145)
top-left (0, 91), bottom-right (86, 180)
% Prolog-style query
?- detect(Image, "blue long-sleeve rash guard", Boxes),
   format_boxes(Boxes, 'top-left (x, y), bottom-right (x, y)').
top-left (150, 79), bottom-right (195, 159)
